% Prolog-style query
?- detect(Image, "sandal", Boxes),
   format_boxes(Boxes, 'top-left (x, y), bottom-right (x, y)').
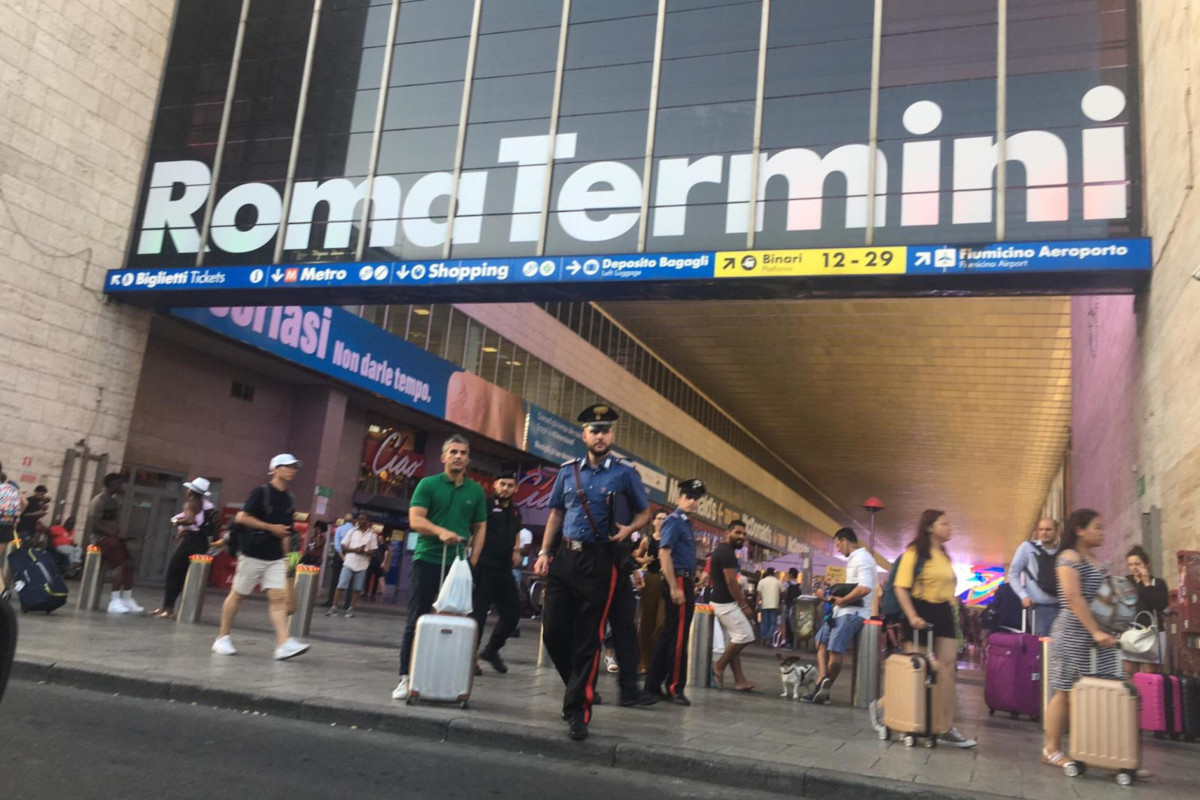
top-left (1042, 749), bottom-right (1072, 768)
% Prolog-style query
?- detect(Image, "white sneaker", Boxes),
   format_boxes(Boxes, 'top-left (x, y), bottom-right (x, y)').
top-left (274, 638), bottom-right (310, 661)
top-left (122, 594), bottom-right (145, 614)
top-left (212, 635), bottom-right (237, 656)
top-left (868, 699), bottom-right (887, 739)
top-left (605, 654), bottom-right (619, 673)
top-left (939, 727), bottom-right (977, 748)
top-left (324, 607), bottom-right (335, 616)
top-left (344, 607), bottom-right (355, 618)
top-left (107, 597), bottom-right (131, 614)
top-left (392, 676), bottom-right (410, 700)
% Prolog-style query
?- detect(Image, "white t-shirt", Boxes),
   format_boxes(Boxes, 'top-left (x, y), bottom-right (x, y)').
top-left (758, 575), bottom-right (782, 609)
top-left (341, 527), bottom-right (379, 572)
top-left (834, 547), bottom-right (878, 620)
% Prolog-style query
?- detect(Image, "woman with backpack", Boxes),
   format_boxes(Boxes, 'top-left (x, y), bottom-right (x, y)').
top-left (152, 477), bottom-right (216, 618)
top-left (1007, 518), bottom-right (1060, 637)
top-left (869, 509), bottom-right (977, 748)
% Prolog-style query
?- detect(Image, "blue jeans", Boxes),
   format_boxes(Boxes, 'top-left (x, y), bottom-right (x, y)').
top-left (760, 608), bottom-right (779, 641)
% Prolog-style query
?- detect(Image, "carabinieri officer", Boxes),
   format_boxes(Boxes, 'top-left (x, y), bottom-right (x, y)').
top-left (534, 404), bottom-right (652, 741)
top-left (645, 478), bottom-right (706, 704)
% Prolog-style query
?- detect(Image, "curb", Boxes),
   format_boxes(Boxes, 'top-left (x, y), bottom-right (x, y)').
top-left (12, 657), bottom-right (1008, 800)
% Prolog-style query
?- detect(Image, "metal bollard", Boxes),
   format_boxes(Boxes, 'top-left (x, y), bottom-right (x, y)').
top-left (77, 545), bottom-right (104, 611)
top-left (851, 619), bottom-right (883, 708)
top-left (176, 555), bottom-right (213, 624)
top-left (688, 605), bottom-right (715, 689)
top-left (289, 566), bottom-right (320, 638)
top-left (1041, 636), bottom-right (1053, 729)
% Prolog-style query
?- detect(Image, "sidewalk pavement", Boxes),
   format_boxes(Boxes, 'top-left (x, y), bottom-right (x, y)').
top-left (7, 592), bottom-right (1196, 800)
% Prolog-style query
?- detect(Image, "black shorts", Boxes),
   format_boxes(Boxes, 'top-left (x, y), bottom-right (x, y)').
top-left (901, 599), bottom-right (956, 642)
top-left (0, 523), bottom-right (14, 544)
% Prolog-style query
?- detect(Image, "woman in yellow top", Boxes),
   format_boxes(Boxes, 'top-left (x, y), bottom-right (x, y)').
top-left (869, 509), bottom-right (977, 748)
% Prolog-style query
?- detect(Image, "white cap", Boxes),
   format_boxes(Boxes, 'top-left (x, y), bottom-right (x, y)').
top-left (269, 453), bottom-right (302, 472)
top-left (182, 477), bottom-right (212, 496)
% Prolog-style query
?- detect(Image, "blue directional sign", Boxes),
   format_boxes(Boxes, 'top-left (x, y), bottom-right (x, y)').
top-left (103, 237), bottom-right (1152, 303)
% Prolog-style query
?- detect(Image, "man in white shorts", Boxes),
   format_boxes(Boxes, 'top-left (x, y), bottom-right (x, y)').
top-left (710, 519), bottom-right (759, 691)
top-left (212, 454), bottom-right (310, 660)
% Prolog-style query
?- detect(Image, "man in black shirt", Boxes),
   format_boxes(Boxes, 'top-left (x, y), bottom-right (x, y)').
top-left (710, 519), bottom-right (758, 690)
top-left (473, 470), bottom-right (523, 674)
top-left (212, 454), bottom-right (311, 661)
top-left (17, 485), bottom-right (49, 542)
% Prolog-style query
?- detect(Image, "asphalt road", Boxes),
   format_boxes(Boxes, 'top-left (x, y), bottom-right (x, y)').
top-left (3, 681), bottom-right (796, 800)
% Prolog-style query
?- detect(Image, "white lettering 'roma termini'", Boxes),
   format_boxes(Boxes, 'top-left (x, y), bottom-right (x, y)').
top-left (137, 88), bottom-right (1129, 257)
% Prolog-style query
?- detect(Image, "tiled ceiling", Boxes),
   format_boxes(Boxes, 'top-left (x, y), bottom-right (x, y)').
top-left (599, 297), bottom-right (1072, 566)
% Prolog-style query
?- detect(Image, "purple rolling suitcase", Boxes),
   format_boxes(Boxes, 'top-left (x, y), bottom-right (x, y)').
top-left (985, 610), bottom-right (1042, 719)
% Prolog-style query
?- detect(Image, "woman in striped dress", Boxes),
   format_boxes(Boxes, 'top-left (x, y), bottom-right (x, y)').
top-left (1042, 509), bottom-right (1121, 768)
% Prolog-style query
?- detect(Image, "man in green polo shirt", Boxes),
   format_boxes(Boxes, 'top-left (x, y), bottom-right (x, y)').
top-left (392, 434), bottom-right (487, 700)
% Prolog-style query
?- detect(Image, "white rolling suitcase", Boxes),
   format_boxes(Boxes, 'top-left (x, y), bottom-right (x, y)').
top-left (406, 613), bottom-right (477, 708)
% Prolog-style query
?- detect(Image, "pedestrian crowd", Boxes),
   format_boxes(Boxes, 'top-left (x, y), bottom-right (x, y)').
top-left (0, 409), bottom-right (1168, 770)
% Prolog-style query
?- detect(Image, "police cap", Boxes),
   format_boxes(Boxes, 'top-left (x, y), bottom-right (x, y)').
top-left (496, 468), bottom-right (517, 481)
top-left (679, 478), bottom-right (707, 498)
top-left (577, 403), bottom-right (619, 429)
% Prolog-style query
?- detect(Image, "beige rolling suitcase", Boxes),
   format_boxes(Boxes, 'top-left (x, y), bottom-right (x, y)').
top-left (1065, 650), bottom-right (1140, 785)
top-left (880, 630), bottom-right (952, 747)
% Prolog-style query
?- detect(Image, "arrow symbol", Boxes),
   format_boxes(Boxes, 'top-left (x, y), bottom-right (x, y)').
top-left (723, 257), bottom-right (735, 271)
top-left (915, 252), bottom-right (931, 267)
top-left (566, 260), bottom-right (582, 275)
top-left (271, 268), bottom-right (284, 282)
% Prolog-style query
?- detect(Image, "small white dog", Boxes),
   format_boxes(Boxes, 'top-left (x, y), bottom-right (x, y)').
top-left (777, 654), bottom-right (817, 699)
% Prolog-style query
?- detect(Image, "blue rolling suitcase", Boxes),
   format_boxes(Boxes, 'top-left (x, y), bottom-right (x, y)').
top-left (8, 537), bottom-right (69, 614)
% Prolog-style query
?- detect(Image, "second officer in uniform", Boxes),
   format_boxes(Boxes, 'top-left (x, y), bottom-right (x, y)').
top-left (473, 469), bottom-right (524, 675)
top-left (645, 478), bottom-right (706, 704)
top-left (534, 404), bottom-right (654, 740)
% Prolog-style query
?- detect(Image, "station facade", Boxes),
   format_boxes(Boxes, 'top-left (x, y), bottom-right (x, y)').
top-left (2, 1), bottom-right (1197, 579)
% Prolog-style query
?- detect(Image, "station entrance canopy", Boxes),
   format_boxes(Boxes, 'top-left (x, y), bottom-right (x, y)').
top-left (105, 237), bottom-right (1150, 308)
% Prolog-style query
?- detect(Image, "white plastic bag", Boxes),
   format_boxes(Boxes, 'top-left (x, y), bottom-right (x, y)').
top-left (433, 554), bottom-right (474, 615)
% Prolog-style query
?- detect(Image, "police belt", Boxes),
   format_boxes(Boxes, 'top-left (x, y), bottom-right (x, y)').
top-left (671, 570), bottom-right (694, 579)
top-left (561, 538), bottom-right (613, 552)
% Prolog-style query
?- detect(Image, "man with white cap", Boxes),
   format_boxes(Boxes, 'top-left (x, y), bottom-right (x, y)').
top-left (152, 476), bottom-right (217, 618)
top-left (212, 454), bottom-right (310, 660)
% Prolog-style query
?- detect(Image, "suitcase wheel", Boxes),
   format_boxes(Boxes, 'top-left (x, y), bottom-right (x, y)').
top-left (404, 697), bottom-right (415, 706)
top-left (1115, 771), bottom-right (1133, 786)
top-left (902, 735), bottom-right (916, 748)
top-left (459, 700), bottom-right (469, 710)
top-left (1063, 762), bottom-right (1082, 779)
top-left (924, 737), bottom-right (937, 749)
top-left (988, 707), bottom-right (995, 716)
top-left (1010, 711), bottom-right (1019, 720)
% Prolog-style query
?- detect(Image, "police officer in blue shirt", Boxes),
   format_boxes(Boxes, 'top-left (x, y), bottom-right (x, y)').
top-left (645, 478), bottom-right (706, 705)
top-left (534, 404), bottom-right (653, 740)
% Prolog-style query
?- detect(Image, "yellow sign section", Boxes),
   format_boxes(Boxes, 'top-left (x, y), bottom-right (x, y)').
top-left (715, 246), bottom-right (908, 278)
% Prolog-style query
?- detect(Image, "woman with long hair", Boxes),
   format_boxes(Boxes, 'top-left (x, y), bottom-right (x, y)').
top-left (1041, 509), bottom-right (1121, 769)
top-left (152, 478), bottom-right (216, 618)
top-left (869, 509), bottom-right (976, 748)
top-left (1122, 544), bottom-right (1169, 679)
top-left (634, 509), bottom-right (669, 674)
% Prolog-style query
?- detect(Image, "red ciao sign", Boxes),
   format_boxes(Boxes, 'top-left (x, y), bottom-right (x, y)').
top-left (515, 466), bottom-right (558, 511)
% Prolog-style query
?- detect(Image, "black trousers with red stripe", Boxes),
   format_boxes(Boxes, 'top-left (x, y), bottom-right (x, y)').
top-left (542, 544), bottom-right (619, 724)
top-left (646, 574), bottom-right (696, 697)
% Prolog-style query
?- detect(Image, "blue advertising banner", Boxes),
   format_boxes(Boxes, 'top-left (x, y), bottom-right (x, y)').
top-left (524, 404), bottom-right (587, 465)
top-left (906, 238), bottom-right (1153, 275)
top-left (171, 305), bottom-right (459, 418)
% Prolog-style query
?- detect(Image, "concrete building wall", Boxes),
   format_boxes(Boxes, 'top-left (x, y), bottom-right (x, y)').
top-left (125, 337), bottom-right (296, 505)
top-left (0, 0), bottom-right (174, 492)
top-left (1070, 295), bottom-right (1140, 567)
top-left (1136, 0), bottom-right (1200, 578)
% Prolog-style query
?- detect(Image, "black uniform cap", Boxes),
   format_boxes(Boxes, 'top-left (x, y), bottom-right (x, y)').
top-left (578, 403), bottom-right (619, 429)
top-left (496, 468), bottom-right (517, 481)
top-left (679, 478), bottom-right (707, 498)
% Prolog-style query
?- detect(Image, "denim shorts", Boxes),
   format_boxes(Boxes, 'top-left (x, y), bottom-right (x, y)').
top-left (814, 612), bottom-right (865, 654)
top-left (337, 565), bottom-right (368, 592)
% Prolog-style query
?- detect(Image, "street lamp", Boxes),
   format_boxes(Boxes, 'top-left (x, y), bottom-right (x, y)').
top-left (862, 497), bottom-right (884, 556)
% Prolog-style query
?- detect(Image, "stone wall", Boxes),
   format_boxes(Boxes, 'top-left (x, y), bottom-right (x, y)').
top-left (0, 0), bottom-right (174, 495)
top-left (1136, 0), bottom-right (1200, 578)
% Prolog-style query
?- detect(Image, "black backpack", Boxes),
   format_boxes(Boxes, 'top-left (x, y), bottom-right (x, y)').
top-left (1026, 543), bottom-right (1058, 598)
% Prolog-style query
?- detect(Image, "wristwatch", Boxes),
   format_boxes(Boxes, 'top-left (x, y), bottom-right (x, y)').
top-left (538, 549), bottom-right (550, 557)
